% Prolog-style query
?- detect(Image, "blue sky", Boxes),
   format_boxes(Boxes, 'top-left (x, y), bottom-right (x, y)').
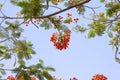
top-left (1, 0), bottom-right (120, 80)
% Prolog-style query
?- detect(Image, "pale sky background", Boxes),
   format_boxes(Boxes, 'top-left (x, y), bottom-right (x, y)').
top-left (0, 0), bottom-right (120, 80)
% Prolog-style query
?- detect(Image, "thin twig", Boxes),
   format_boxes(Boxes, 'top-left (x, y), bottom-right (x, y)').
top-left (0, 18), bottom-right (6, 25)
top-left (0, 58), bottom-right (5, 61)
top-left (31, 19), bottom-right (39, 29)
top-left (0, 37), bottom-right (11, 43)
top-left (49, 5), bottom-right (62, 10)
top-left (46, 0), bottom-right (49, 9)
top-left (0, 68), bottom-right (13, 71)
top-left (115, 45), bottom-right (118, 59)
top-left (0, 0), bottom-right (7, 16)
top-left (84, 5), bottom-right (99, 14)
top-left (84, 5), bottom-right (95, 14)
top-left (0, 10), bottom-right (5, 16)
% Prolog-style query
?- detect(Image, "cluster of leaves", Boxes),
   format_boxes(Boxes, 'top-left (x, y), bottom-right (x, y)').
top-left (11, 0), bottom-right (45, 18)
top-left (0, 19), bottom-right (55, 79)
top-left (106, 2), bottom-right (120, 17)
top-left (10, 59), bottom-right (55, 80)
top-left (64, 0), bottom-right (120, 63)
top-left (87, 12), bottom-right (108, 38)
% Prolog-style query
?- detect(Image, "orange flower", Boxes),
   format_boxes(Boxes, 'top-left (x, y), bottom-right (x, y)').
top-left (24, 20), bottom-right (29, 26)
top-left (70, 77), bottom-right (78, 80)
top-left (7, 75), bottom-right (16, 80)
top-left (91, 74), bottom-right (108, 80)
top-left (59, 16), bottom-right (63, 19)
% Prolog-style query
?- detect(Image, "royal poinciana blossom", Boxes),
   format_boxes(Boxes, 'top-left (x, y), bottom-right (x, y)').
top-left (91, 74), bottom-right (108, 80)
top-left (50, 30), bottom-right (71, 50)
top-left (70, 77), bottom-right (78, 80)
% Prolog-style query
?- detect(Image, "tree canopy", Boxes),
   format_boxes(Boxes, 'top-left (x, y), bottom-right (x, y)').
top-left (0, 0), bottom-right (120, 80)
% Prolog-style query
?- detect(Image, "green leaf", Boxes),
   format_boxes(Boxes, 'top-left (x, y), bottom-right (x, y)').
top-left (37, 71), bottom-right (44, 80)
top-left (0, 50), bottom-right (3, 56)
top-left (44, 67), bottom-right (55, 71)
top-left (4, 53), bottom-right (11, 59)
top-left (18, 59), bottom-right (25, 65)
top-left (100, 0), bottom-right (105, 2)
top-left (63, 18), bottom-right (72, 24)
top-left (27, 48), bottom-right (33, 54)
top-left (0, 70), bottom-right (6, 75)
top-left (13, 58), bottom-right (17, 66)
top-left (88, 30), bottom-right (95, 39)
top-left (0, 3), bottom-right (3, 8)
top-left (116, 58), bottom-right (120, 63)
top-left (116, 21), bottom-right (120, 26)
top-left (77, 6), bottom-right (85, 15)
top-left (39, 59), bottom-right (43, 64)
top-left (0, 46), bottom-right (7, 50)
top-left (0, 64), bottom-right (4, 67)
top-left (43, 71), bottom-right (52, 80)
top-left (108, 32), bottom-right (113, 38)
top-left (73, 25), bottom-right (86, 33)
top-left (12, 32), bottom-right (21, 38)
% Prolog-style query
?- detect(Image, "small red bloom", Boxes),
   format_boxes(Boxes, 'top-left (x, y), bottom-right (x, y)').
top-left (34, 18), bottom-right (40, 24)
top-left (67, 13), bottom-right (72, 17)
top-left (59, 16), bottom-right (63, 19)
top-left (74, 18), bottom-right (79, 22)
top-left (24, 20), bottom-right (29, 26)
top-left (31, 76), bottom-right (36, 80)
top-left (52, 76), bottom-right (57, 80)
top-left (56, 0), bottom-right (61, 2)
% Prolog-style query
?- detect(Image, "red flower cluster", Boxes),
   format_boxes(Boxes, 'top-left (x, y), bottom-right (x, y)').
top-left (50, 30), bottom-right (71, 50)
top-left (7, 75), bottom-right (36, 80)
top-left (91, 74), bottom-right (108, 80)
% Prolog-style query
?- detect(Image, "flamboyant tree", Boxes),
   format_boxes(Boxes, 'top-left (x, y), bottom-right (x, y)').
top-left (0, 0), bottom-right (119, 80)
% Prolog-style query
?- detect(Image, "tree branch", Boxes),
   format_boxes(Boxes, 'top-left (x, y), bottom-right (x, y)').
top-left (0, 0), bottom-right (91, 19)
top-left (31, 19), bottom-right (39, 29)
top-left (46, 0), bottom-right (49, 9)
top-left (0, 68), bottom-right (13, 71)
